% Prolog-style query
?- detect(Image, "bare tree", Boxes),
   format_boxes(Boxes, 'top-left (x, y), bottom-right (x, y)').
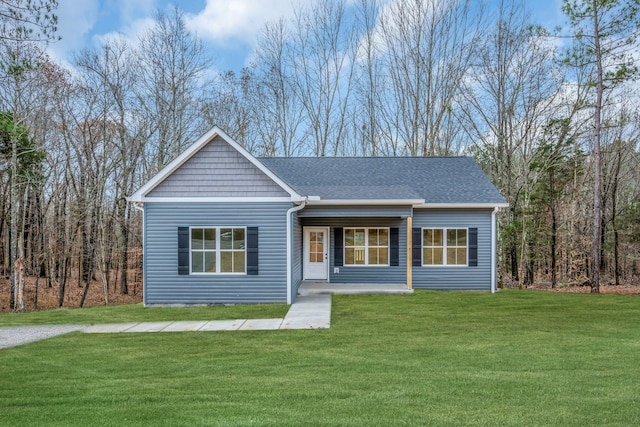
top-left (138, 6), bottom-right (212, 171)
top-left (201, 69), bottom-right (261, 153)
top-left (458, 0), bottom-right (565, 285)
top-left (252, 18), bottom-right (305, 156)
top-left (563, 0), bottom-right (640, 292)
top-left (378, 0), bottom-right (483, 156)
top-left (75, 39), bottom-right (149, 296)
top-left (0, 1), bottom-right (59, 310)
top-left (290, 0), bottom-right (357, 156)
top-left (350, 0), bottom-right (388, 156)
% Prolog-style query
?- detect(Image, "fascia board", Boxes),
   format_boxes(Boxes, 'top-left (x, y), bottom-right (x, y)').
top-left (413, 203), bottom-right (510, 209)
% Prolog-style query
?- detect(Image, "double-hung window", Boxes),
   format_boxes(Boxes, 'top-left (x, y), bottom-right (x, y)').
top-left (344, 227), bottom-right (389, 266)
top-left (423, 228), bottom-right (467, 266)
top-left (191, 227), bottom-right (246, 274)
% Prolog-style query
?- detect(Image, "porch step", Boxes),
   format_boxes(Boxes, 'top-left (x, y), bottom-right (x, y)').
top-left (298, 281), bottom-right (414, 296)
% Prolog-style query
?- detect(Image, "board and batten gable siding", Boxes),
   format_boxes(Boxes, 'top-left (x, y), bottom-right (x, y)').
top-left (147, 135), bottom-right (290, 198)
top-left (412, 208), bottom-right (493, 290)
top-left (301, 216), bottom-right (407, 284)
top-left (144, 202), bottom-right (290, 305)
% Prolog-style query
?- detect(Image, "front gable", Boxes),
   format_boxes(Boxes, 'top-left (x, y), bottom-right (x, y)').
top-left (148, 135), bottom-right (289, 198)
top-left (129, 127), bottom-right (301, 202)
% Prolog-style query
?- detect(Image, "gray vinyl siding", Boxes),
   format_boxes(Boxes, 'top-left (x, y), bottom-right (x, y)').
top-left (144, 202), bottom-right (289, 305)
top-left (412, 209), bottom-right (493, 290)
top-left (301, 216), bottom-right (407, 284)
top-left (298, 205), bottom-right (412, 217)
top-left (147, 136), bottom-right (289, 198)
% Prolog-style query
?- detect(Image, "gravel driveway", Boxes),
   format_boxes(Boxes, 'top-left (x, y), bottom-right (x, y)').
top-left (0, 325), bottom-right (86, 350)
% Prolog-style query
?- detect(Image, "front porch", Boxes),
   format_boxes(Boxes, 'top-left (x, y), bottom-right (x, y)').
top-left (298, 280), bottom-right (414, 296)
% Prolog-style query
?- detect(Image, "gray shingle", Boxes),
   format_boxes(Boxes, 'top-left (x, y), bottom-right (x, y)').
top-left (259, 157), bottom-right (506, 204)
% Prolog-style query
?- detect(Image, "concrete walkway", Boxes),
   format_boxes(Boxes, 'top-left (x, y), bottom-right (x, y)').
top-left (0, 325), bottom-right (87, 350)
top-left (0, 295), bottom-right (331, 350)
top-left (83, 294), bottom-right (331, 333)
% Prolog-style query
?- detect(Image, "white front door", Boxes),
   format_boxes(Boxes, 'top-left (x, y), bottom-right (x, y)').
top-left (304, 227), bottom-right (329, 280)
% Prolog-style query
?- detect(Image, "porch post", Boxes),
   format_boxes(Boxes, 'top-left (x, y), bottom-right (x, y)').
top-left (407, 216), bottom-right (413, 289)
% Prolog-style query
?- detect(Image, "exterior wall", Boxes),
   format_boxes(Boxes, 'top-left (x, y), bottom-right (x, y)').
top-left (147, 136), bottom-right (289, 198)
top-left (144, 202), bottom-right (290, 305)
top-left (412, 208), bottom-right (493, 290)
top-left (301, 216), bottom-right (407, 284)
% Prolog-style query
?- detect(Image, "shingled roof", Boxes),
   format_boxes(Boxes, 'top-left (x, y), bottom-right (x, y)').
top-left (260, 157), bottom-right (507, 205)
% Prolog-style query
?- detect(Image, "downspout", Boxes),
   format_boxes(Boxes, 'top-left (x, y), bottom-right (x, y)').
top-left (286, 199), bottom-right (307, 304)
top-left (132, 202), bottom-right (145, 304)
top-left (491, 207), bottom-right (498, 293)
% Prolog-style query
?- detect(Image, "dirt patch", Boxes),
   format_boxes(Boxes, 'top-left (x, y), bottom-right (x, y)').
top-left (543, 284), bottom-right (640, 295)
top-left (0, 275), bottom-right (143, 312)
top-left (509, 276), bottom-right (640, 295)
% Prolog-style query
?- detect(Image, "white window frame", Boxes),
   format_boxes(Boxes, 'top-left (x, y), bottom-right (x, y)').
top-left (189, 226), bottom-right (247, 275)
top-left (343, 227), bottom-right (390, 267)
top-left (421, 227), bottom-right (468, 267)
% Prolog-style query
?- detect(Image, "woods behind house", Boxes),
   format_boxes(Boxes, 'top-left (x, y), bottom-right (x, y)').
top-left (1, 0), bottom-right (640, 310)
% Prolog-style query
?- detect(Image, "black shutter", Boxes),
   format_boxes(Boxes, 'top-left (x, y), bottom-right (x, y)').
top-left (468, 228), bottom-right (478, 267)
top-left (412, 228), bottom-right (422, 267)
top-left (334, 228), bottom-right (343, 267)
top-left (178, 227), bottom-right (190, 275)
top-left (389, 228), bottom-right (399, 266)
top-left (247, 227), bottom-right (259, 275)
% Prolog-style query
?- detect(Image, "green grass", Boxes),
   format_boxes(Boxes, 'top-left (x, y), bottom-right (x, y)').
top-left (0, 302), bottom-right (289, 326)
top-left (1, 290), bottom-right (639, 426)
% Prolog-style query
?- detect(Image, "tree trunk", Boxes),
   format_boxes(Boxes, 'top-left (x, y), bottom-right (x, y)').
top-left (118, 197), bottom-right (129, 295)
top-left (590, 0), bottom-right (603, 294)
top-left (551, 202), bottom-right (557, 289)
top-left (79, 267), bottom-right (93, 308)
top-left (14, 257), bottom-right (25, 312)
top-left (9, 130), bottom-right (18, 309)
top-left (611, 145), bottom-right (622, 286)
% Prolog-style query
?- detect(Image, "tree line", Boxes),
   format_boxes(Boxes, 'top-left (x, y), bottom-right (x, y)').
top-left (1, 0), bottom-right (639, 310)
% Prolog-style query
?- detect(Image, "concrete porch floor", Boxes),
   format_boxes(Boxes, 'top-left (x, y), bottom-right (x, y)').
top-left (298, 281), bottom-right (414, 296)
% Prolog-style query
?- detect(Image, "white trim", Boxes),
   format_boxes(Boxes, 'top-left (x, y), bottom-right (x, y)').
top-left (287, 201), bottom-right (307, 304)
top-left (413, 203), bottom-right (509, 209)
top-left (132, 203), bottom-right (146, 306)
top-left (308, 199), bottom-right (424, 206)
top-left (189, 226), bottom-right (247, 275)
top-left (491, 207), bottom-right (497, 293)
top-left (420, 227), bottom-right (469, 267)
top-left (137, 197), bottom-right (293, 203)
top-left (128, 126), bottom-right (303, 202)
top-left (343, 227), bottom-right (390, 267)
top-left (303, 227), bottom-right (330, 280)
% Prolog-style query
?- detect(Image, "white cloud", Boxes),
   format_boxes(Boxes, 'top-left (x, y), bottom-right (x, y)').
top-left (48, 0), bottom-right (100, 58)
top-left (114, 0), bottom-right (157, 25)
top-left (92, 17), bottom-right (156, 50)
top-left (184, 0), bottom-right (296, 46)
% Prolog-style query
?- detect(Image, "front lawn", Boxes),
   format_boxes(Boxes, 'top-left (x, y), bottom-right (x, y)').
top-left (1, 291), bottom-right (639, 426)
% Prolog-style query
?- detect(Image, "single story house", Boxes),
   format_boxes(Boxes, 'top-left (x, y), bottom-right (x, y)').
top-left (128, 126), bottom-right (508, 305)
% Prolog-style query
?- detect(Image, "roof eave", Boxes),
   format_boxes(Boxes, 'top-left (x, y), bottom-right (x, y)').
top-left (307, 198), bottom-right (425, 206)
top-left (414, 202), bottom-right (510, 209)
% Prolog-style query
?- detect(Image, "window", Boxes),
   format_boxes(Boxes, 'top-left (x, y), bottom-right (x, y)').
top-left (344, 227), bottom-right (389, 266)
top-left (423, 228), bottom-right (467, 266)
top-left (191, 227), bottom-right (246, 274)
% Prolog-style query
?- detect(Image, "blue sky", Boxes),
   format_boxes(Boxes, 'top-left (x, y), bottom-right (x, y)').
top-left (49, 0), bottom-right (567, 73)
